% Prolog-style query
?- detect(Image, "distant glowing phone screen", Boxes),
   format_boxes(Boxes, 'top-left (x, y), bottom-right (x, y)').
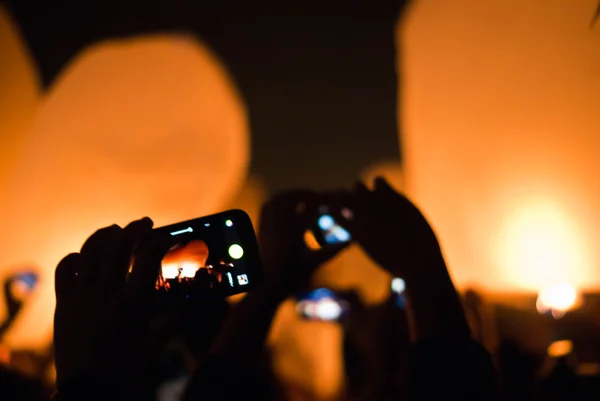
top-left (296, 288), bottom-right (348, 321)
top-left (317, 206), bottom-right (351, 245)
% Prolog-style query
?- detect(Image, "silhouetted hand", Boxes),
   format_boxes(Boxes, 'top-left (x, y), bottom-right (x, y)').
top-left (184, 192), bottom-right (349, 401)
top-left (53, 217), bottom-right (171, 401)
top-left (0, 272), bottom-right (37, 339)
top-left (258, 190), bottom-right (349, 297)
top-left (338, 177), bottom-right (469, 342)
top-left (343, 177), bottom-right (445, 282)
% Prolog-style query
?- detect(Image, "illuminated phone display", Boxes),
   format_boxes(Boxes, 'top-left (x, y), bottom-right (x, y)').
top-left (154, 209), bottom-right (261, 298)
top-left (313, 205), bottom-right (351, 246)
top-left (296, 288), bottom-right (349, 321)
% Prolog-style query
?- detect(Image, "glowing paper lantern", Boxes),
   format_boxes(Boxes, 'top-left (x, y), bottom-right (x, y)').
top-left (0, 5), bottom-right (40, 331)
top-left (0, 5), bottom-right (39, 191)
top-left (0, 34), bottom-right (249, 349)
top-left (401, 0), bottom-right (600, 293)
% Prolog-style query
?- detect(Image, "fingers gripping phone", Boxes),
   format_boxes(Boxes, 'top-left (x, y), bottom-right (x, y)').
top-left (296, 288), bottom-right (349, 322)
top-left (154, 209), bottom-right (262, 298)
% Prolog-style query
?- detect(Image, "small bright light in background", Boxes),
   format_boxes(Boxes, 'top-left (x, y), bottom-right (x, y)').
top-left (391, 277), bottom-right (406, 294)
top-left (225, 219), bottom-right (233, 227)
top-left (547, 340), bottom-right (573, 358)
top-left (536, 283), bottom-right (581, 318)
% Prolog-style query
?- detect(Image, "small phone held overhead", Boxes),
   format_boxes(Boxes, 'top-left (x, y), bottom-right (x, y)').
top-left (296, 288), bottom-right (349, 322)
top-left (391, 277), bottom-right (407, 309)
top-left (311, 205), bottom-right (352, 247)
top-left (154, 209), bottom-right (261, 298)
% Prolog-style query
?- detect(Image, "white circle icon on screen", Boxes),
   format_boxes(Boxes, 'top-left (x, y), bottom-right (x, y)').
top-left (228, 244), bottom-right (244, 259)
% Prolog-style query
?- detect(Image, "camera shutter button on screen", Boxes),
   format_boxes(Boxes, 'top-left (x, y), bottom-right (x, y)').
top-left (228, 244), bottom-right (244, 259)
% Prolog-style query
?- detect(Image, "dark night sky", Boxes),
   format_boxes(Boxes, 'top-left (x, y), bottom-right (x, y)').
top-left (3, 0), bottom-right (408, 192)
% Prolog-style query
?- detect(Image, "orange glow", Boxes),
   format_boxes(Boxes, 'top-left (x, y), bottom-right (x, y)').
top-left (401, 0), bottom-right (600, 292)
top-left (269, 300), bottom-right (344, 399)
top-left (304, 230), bottom-right (322, 251)
top-left (0, 6), bottom-right (39, 193)
top-left (547, 340), bottom-right (573, 358)
top-left (161, 240), bottom-right (209, 279)
top-left (536, 283), bottom-right (581, 318)
top-left (0, 34), bottom-right (249, 349)
top-left (0, 343), bottom-right (10, 365)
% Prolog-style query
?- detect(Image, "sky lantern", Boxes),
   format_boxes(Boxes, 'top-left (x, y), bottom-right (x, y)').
top-left (0, 5), bottom-right (39, 193)
top-left (0, 34), bottom-right (250, 349)
top-left (401, 0), bottom-right (600, 293)
top-left (226, 174), bottom-right (267, 230)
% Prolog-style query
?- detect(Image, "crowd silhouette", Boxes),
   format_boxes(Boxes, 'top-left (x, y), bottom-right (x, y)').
top-left (1, 178), bottom-right (512, 400)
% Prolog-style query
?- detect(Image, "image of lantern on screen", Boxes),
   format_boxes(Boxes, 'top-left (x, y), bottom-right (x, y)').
top-left (155, 239), bottom-right (235, 293)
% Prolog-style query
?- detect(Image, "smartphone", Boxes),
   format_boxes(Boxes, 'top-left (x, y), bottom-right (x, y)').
top-left (312, 205), bottom-right (352, 246)
top-left (154, 209), bottom-right (261, 298)
top-left (296, 288), bottom-right (349, 322)
top-left (391, 277), bottom-right (407, 309)
top-left (8, 271), bottom-right (38, 301)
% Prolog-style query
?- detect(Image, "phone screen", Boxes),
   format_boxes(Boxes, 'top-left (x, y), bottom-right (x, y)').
top-left (154, 209), bottom-right (261, 298)
top-left (9, 272), bottom-right (38, 301)
top-left (314, 205), bottom-right (351, 246)
top-left (296, 288), bottom-right (349, 321)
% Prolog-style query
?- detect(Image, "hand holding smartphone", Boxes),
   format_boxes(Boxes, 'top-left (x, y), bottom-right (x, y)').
top-left (153, 209), bottom-right (262, 299)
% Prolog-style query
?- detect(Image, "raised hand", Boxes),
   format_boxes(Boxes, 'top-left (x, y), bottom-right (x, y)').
top-left (53, 217), bottom-right (171, 401)
top-left (342, 177), bottom-right (446, 282)
top-left (337, 177), bottom-right (469, 342)
top-left (258, 190), bottom-right (350, 297)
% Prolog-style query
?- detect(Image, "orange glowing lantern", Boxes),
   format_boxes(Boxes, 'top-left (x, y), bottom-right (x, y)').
top-left (0, 34), bottom-right (249, 349)
top-left (0, 5), bottom-right (40, 338)
top-left (401, 0), bottom-right (600, 293)
top-left (0, 5), bottom-right (39, 192)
